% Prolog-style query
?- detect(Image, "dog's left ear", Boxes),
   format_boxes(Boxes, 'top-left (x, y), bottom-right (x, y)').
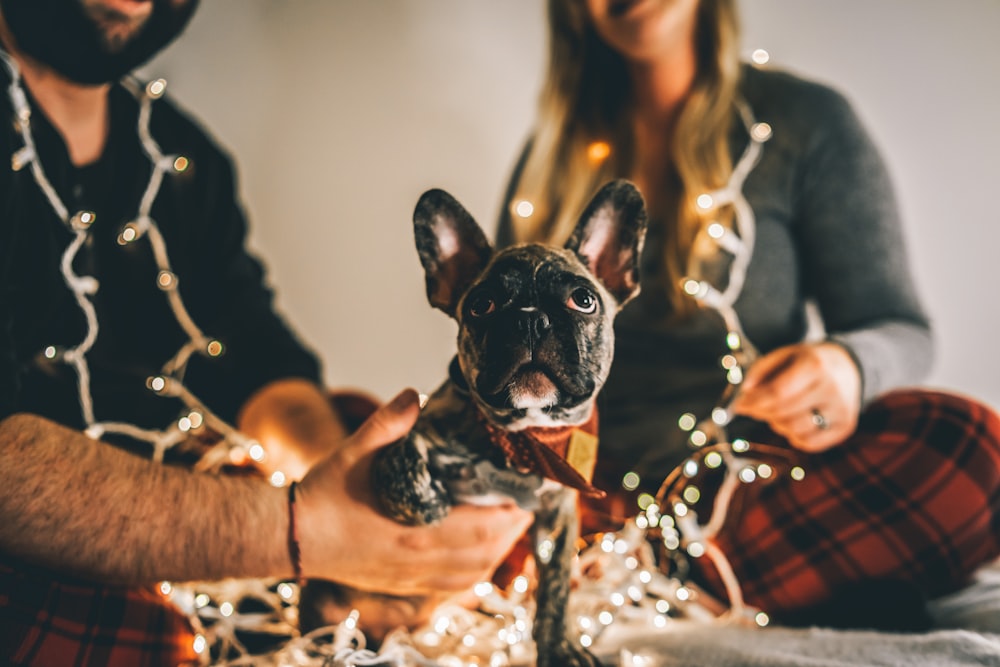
top-left (414, 189), bottom-right (493, 317)
top-left (565, 179), bottom-right (647, 306)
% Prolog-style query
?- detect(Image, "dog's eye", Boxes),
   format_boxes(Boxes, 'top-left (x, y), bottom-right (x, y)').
top-left (467, 292), bottom-right (496, 317)
top-left (567, 288), bottom-right (598, 314)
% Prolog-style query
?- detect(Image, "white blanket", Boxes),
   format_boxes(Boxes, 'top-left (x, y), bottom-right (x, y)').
top-left (593, 563), bottom-right (1000, 667)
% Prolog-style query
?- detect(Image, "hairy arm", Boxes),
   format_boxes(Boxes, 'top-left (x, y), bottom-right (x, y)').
top-left (0, 391), bottom-right (532, 595)
top-left (0, 412), bottom-right (291, 586)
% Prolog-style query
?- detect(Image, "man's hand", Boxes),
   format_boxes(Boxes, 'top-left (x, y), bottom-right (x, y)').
top-left (295, 388), bottom-right (534, 596)
top-left (730, 342), bottom-right (862, 452)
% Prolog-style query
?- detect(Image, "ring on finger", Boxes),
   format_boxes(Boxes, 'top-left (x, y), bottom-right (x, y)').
top-left (811, 408), bottom-right (829, 431)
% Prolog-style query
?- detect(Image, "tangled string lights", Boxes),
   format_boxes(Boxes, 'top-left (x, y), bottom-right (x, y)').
top-left (3, 43), bottom-right (805, 664)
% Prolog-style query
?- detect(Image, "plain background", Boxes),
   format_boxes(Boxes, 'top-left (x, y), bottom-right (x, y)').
top-left (144, 0), bottom-right (1000, 409)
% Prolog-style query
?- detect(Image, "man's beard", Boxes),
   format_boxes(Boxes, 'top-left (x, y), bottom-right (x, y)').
top-left (1, 0), bottom-right (199, 85)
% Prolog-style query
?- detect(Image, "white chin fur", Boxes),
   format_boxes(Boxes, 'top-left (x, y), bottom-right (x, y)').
top-left (509, 385), bottom-right (558, 410)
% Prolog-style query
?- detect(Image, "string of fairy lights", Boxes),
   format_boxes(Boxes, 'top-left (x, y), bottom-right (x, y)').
top-left (3, 41), bottom-right (808, 665)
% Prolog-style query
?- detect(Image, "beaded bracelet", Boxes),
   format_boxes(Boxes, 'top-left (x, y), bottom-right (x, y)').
top-left (287, 481), bottom-right (304, 585)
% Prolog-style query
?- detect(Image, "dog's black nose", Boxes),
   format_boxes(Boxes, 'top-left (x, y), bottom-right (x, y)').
top-left (517, 308), bottom-right (551, 342)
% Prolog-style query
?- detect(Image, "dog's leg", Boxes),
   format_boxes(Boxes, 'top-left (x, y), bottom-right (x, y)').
top-left (532, 488), bottom-right (602, 667)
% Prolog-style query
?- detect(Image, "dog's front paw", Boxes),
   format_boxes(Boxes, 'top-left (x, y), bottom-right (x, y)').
top-left (536, 640), bottom-right (603, 667)
top-left (371, 434), bottom-right (451, 525)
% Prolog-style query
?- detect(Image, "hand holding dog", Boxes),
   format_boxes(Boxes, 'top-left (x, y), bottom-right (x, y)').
top-left (295, 388), bottom-right (534, 596)
top-left (731, 342), bottom-right (862, 452)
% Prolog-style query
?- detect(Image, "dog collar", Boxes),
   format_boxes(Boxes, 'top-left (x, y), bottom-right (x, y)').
top-left (478, 406), bottom-right (605, 499)
top-left (447, 357), bottom-right (606, 498)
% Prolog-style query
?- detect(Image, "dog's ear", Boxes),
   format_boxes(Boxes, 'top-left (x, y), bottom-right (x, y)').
top-left (565, 179), bottom-right (647, 306)
top-left (414, 189), bottom-right (493, 316)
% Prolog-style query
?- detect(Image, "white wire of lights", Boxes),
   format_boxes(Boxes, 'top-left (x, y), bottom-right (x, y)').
top-left (649, 97), bottom-right (808, 624)
top-left (1, 50), bottom-right (266, 471)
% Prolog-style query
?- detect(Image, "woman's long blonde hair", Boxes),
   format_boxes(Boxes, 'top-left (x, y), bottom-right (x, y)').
top-left (508, 0), bottom-right (742, 312)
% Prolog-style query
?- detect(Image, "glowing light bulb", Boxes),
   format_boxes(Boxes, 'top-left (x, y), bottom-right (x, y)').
top-left (689, 430), bottom-right (707, 447)
top-left (622, 471), bottom-right (640, 490)
top-left (683, 279), bottom-right (702, 296)
top-left (720, 354), bottom-right (738, 370)
top-left (712, 407), bottom-right (729, 425)
top-left (732, 438), bottom-right (750, 453)
top-left (474, 582), bottom-right (494, 597)
top-left (514, 200), bottom-right (534, 218)
top-left (757, 463), bottom-right (773, 479)
top-left (278, 583), bottom-right (294, 600)
top-left (513, 576), bottom-right (529, 594)
top-left (696, 194), bottom-right (714, 210)
top-left (682, 486), bottom-right (701, 504)
top-left (147, 78), bottom-right (167, 98)
top-left (71, 210), bottom-right (96, 230)
top-left (192, 634), bottom-right (207, 654)
top-left (637, 493), bottom-right (655, 510)
top-left (156, 270), bottom-right (176, 290)
top-left (707, 222), bottom-right (725, 238)
top-left (678, 413), bottom-right (697, 431)
top-left (44, 345), bottom-right (57, 359)
top-left (587, 141), bottom-right (611, 163)
top-left (219, 601), bottom-right (234, 617)
top-left (751, 122), bottom-right (773, 142)
top-left (148, 376), bottom-right (166, 392)
top-left (739, 467), bottom-right (757, 483)
top-left (751, 49), bottom-right (770, 65)
top-left (687, 542), bottom-right (705, 558)
top-left (599, 611), bottom-right (614, 625)
top-left (791, 466), bottom-right (806, 481)
top-left (206, 340), bottom-right (224, 357)
top-left (117, 224), bottom-right (138, 245)
top-left (269, 470), bottom-right (287, 487)
top-left (682, 459), bottom-right (698, 477)
top-left (705, 451), bottom-right (723, 468)
top-left (755, 611), bottom-right (771, 627)
top-left (159, 581), bottom-right (172, 595)
top-left (248, 443), bottom-right (265, 462)
top-left (655, 600), bottom-right (670, 614)
top-left (195, 593), bottom-right (211, 608)
top-left (173, 156), bottom-right (190, 172)
top-left (726, 331), bottom-right (742, 350)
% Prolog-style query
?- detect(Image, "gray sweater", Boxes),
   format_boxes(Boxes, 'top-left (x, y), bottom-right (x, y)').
top-left (497, 65), bottom-right (932, 486)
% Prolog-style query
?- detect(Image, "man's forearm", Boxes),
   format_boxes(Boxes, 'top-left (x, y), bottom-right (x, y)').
top-left (0, 412), bottom-right (293, 586)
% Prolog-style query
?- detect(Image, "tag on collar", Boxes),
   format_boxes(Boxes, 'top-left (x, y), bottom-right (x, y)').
top-left (566, 429), bottom-right (598, 483)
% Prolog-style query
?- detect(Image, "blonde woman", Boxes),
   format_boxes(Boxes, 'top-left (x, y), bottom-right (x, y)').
top-left (498, 0), bottom-right (1000, 629)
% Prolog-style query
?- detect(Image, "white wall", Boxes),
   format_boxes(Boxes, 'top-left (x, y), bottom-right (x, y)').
top-left (145, 0), bottom-right (1000, 408)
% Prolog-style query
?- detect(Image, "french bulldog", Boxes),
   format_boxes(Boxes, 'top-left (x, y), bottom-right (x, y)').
top-left (301, 179), bottom-right (646, 667)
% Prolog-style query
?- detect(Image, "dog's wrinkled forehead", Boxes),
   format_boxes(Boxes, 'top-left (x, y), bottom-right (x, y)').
top-left (459, 245), bottom-right (603, 311)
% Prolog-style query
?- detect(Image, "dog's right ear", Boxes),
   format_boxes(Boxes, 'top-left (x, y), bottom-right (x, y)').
top-left (565, 179), bottom-right (647, 307)
top-left (414, 189), bottom-right (493, 317)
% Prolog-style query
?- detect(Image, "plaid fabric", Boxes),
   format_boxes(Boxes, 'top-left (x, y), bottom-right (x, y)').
top-left (0, 557), bottom-right (199, 666)
top-left (690, 389), bottom-right (1000, 616)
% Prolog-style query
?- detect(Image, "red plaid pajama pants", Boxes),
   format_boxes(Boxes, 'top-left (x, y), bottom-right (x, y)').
top-left (690, 389), bottom-right (1000, 615)
top-left (0, 557), bottom-right (200, 666)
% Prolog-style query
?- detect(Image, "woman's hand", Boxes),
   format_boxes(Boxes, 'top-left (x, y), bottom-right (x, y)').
top-left (730, 342), bottom-right (862, 452)
top-left (295, 388), bottom-right (534, 596)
